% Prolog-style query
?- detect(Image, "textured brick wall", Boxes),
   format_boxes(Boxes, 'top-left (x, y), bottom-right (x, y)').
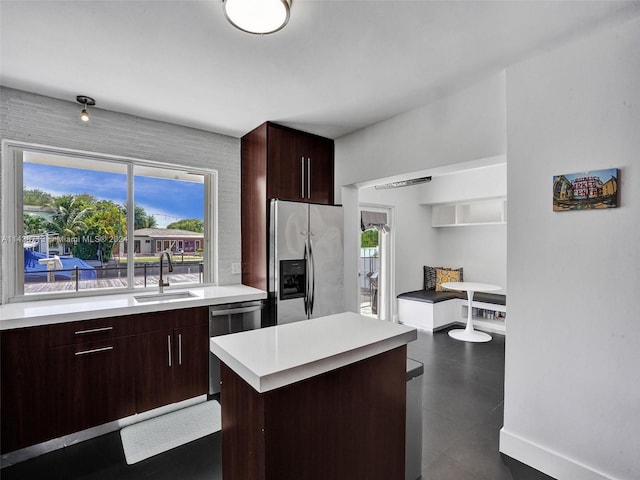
top-left (0, 86), bottom-right (242, 300)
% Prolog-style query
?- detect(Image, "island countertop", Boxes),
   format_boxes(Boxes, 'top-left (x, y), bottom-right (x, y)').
top-left (210, 312), bottom-right (417, 393)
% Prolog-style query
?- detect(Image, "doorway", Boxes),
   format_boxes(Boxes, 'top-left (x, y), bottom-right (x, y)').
top-left (358, 205), bottom-right (392, 321)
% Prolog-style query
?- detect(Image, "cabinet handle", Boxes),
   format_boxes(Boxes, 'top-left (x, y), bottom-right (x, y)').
top-left (75, 346), bottom-right (114, 356)
top-left (301, 156), bottom-right (305, 198)
top-left (178, 333), bottom-right (183, 365)
top-left (168, 335), bottom-right (172, 367)
top-left (307, 157), bottom-right (311, 199)
top-left (74, 326), bottom-right (113, 335)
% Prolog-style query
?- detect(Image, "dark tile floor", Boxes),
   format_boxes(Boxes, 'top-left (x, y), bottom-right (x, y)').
top-left (2, 326), bottom-right (554, 480)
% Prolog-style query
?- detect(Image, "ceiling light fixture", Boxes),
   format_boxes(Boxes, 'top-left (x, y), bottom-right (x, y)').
top-left (222, 0), bottom-right (291, 35)
top-left (375, 176), bottom-right (432, 190)
top-left (76, 95), bottom-right (95, 122)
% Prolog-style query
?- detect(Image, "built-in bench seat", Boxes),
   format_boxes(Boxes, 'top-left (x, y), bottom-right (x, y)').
top-left (397, 289), bottom-right (506, 333)
top-left (397, 290), bottom-right (460, 303)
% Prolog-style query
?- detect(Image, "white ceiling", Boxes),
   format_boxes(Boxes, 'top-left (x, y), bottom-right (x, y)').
top-left (1, 1), bottom-right (639, 139)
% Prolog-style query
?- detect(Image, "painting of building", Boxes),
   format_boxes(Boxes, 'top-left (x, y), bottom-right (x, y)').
top-left (553, 168), bottom-right (619, 211)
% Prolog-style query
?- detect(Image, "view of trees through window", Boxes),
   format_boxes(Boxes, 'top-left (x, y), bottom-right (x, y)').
top-left (20, 152), bottom-right (208, 296)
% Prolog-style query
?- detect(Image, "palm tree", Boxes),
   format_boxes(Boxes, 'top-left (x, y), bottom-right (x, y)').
top-left (122, 204), bottom-right (158, 229)
top-left (46, 195), bottom-right (92, 255)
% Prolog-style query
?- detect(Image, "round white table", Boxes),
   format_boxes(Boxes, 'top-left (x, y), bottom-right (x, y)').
top-left (441, 281), bottom-right (502, 343)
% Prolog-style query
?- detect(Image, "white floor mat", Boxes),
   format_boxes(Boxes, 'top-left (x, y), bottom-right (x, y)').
top-left (120, 400), bottom-right (221, 465)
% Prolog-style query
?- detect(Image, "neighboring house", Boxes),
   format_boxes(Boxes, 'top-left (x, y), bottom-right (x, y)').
top-left (123, 228), bottom-right (204, 255)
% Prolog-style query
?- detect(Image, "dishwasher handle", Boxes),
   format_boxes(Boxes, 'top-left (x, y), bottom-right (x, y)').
top-left (210, 305), bottom-right (262, 317)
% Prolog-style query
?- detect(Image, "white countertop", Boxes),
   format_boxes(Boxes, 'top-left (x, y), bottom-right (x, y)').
top-left (210, 312), bottom-right (417, 393)
top-left (0, 284), bottom-right (266, 330)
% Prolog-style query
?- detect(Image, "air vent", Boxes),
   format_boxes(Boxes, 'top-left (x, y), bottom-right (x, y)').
top-left (374, 176), bottom-right (432, 190)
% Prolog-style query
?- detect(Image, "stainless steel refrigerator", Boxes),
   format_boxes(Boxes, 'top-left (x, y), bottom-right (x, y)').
top-left (269, 199), bottom-right (344, 324)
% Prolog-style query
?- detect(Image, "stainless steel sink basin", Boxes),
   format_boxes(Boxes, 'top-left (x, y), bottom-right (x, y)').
top-left (134, 291), bottom-right (197, 303)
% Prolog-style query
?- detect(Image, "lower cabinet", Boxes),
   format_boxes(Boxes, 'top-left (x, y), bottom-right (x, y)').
top-left (0, 306), bottom-right (209, 454)
top-left (49, 336), bottom-right (136, 438)
top-left (1, 326), bottom-right (51, 453)
top-left (134, 309), bottom-right (208, 412)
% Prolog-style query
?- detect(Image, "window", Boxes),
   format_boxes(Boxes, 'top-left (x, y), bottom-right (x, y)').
top-left (3, 145), bottom-right (215, 300)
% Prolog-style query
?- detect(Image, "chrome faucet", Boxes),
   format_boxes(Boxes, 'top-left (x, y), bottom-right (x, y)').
top-left (158, 250), bottom-right (174, 294)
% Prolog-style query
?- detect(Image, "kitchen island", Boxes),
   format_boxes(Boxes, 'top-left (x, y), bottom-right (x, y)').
top-left (210, 312), bottom-right (417, 480)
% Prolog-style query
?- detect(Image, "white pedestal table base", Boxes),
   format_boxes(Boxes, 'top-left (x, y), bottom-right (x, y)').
top-left (440, 283), bottom-right (501, 344)
top-left (448, 328), bottom-right (492, 343)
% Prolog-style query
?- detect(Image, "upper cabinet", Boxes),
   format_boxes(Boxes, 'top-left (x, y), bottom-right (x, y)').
top-left (241, 122), bottom-right (334, 290)
top-left (263, 122), bottom-right (334, 204)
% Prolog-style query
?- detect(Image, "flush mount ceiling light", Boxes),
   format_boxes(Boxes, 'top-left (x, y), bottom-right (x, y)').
top-left (375, 176), bottom-right (432, 190)
top-left (76, 95), bottom-right (95, 122)
top-left (222, 0), bottom-right (291, 35)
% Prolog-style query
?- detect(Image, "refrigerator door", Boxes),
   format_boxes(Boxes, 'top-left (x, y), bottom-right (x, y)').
top-left (308, 203), bottom-right (344, 318)
top-left (271, 200), bottom-right (309, 324)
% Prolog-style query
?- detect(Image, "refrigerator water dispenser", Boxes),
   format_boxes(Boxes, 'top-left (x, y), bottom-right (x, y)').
top-left (279, 259), bottom-right (306, 300)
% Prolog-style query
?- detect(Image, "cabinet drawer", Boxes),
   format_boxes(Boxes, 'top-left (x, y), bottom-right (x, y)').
top-left (48, 336), bottom-right (136, 438)
top-left (48, 315), bottom-right (135, 347)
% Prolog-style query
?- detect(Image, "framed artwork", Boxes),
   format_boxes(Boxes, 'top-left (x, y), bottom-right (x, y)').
top-left (553, 168), bottom-right (619, 211)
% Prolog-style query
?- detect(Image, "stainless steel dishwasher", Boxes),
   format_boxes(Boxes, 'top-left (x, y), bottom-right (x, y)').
top-left (209, 300), bottom-right (265, 395)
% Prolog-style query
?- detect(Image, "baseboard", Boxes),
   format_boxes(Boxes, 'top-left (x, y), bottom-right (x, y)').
top-left (499, 428), bottom-right (616, 480)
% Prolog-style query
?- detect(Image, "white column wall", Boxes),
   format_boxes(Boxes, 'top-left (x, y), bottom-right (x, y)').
top-left (501, 15), bottom-right (640, 480)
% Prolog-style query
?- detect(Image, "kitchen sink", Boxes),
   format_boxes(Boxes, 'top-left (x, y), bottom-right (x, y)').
top-left (133, 291), bottom-right (197, 303)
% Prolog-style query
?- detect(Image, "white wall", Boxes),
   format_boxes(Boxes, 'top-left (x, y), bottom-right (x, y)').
top-left (0, 88), bottom-right (242, 300)
top-left (501, 15), bottom-right (640, 480)
top-left (422, 163), bottom-right (507, 291)
top-left (435, 224), bottom-right (506, 291)
top-left (358, 185), bottom-right (435, 300)
top-left (356, 162), bottom-right (508, 313)
top-left (335, 73), bottom-right (506, 197)
top-left (335, 73), bottom-right (506, 316)
top-left (419, 162), bottom-right (506, 204)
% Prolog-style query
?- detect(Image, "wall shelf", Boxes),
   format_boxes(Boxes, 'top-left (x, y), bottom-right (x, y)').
top-left (431, 197), bottom-right (507, 227)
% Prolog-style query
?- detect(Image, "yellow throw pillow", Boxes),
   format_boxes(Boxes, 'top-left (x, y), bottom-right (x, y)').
top-left (435, 268), bottom-right (461, 291)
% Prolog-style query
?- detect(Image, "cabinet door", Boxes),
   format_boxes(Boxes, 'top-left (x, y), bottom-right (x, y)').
top-left (134, 307), bottom-right (208, 411)
top-left (135, 328), bottom-right (176, 413)
top-left (49, 336), bottom-right (136, 437)
top-left (172, 323), bottom-right (209, 403)
top-left (306, 135), bottom-right (334, 205)
top-left (1, 326), bottom-right (51, 453)
top-left (267, 124), bottom-right (304, 201)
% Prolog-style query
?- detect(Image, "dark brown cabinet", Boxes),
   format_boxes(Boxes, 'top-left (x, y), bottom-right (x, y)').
top-left (1, 326), bottom-right (51, 453)
top-left (220, 346), bottom-right (407, 480)
top-left (241, 122), bottom-right (335, 290)
top-left (134, 307), bottom-right (208, 413)
top-left (264, 123), bottom-right (334, 204)
top-left (46, 315), bottom-right (137, 441)
top-left (0, 306), bottom-right (209, 454)
top-left (0, 316), bottom-right (136, 453)
top-left (49, 336), bottom-right (136, 438)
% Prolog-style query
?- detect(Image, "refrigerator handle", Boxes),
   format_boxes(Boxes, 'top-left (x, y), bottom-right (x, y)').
top-left (301, 157), bottom-right (305, 199)
top-left (309, 232), bottom-right (315, 315)
top-left (307, 157), bottom-right (311, 200)
top-left (303, 240), bottom-right (309, 315)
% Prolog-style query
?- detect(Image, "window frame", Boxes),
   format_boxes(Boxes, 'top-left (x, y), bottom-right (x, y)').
top-left (1, 140), bottom-right (218, 303)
